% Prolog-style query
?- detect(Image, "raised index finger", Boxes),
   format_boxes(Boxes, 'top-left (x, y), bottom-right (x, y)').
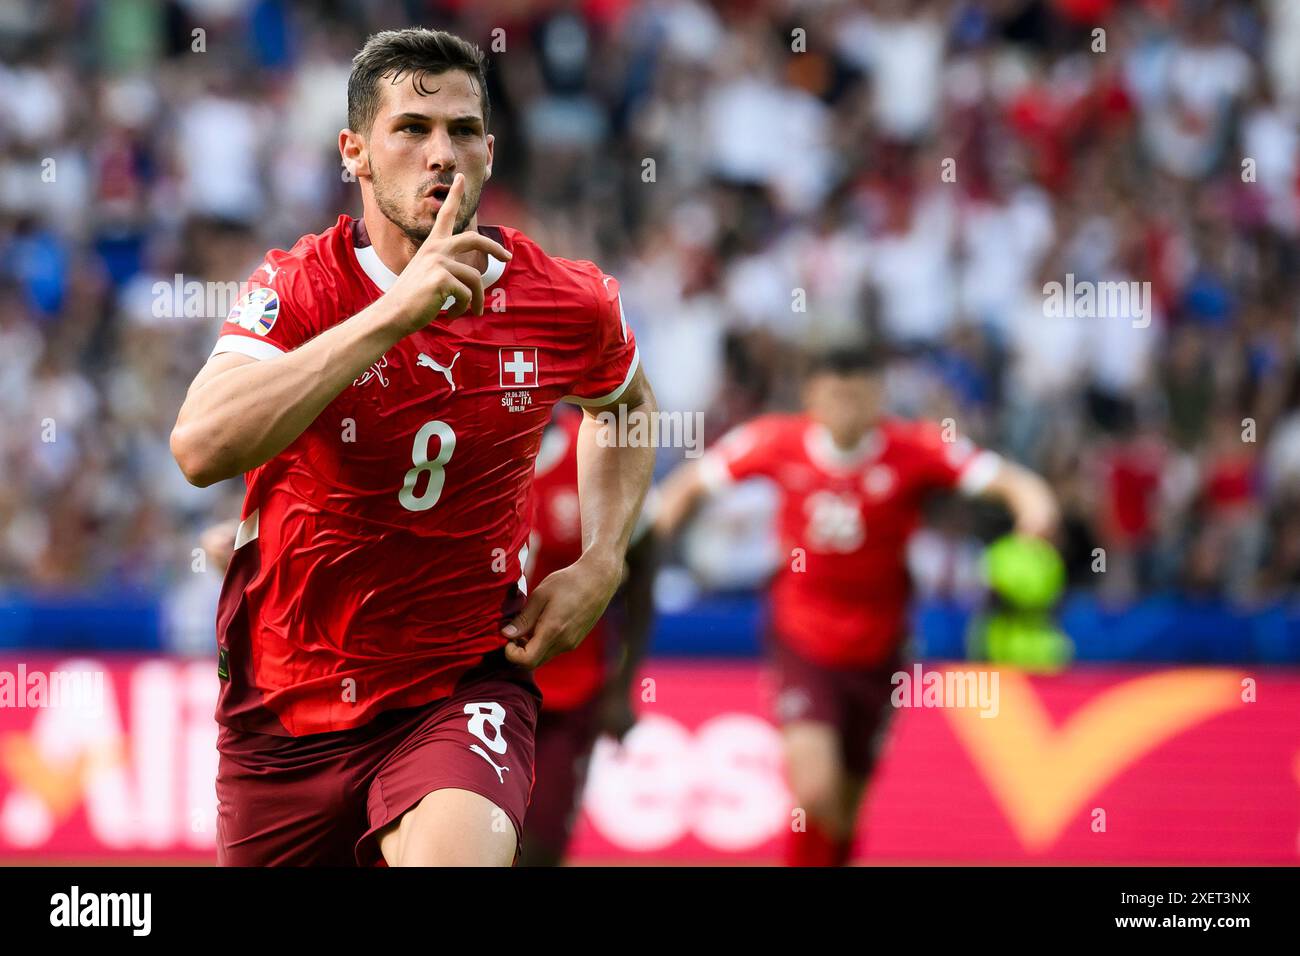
top-left (429, 172), bottom-right (464, 241)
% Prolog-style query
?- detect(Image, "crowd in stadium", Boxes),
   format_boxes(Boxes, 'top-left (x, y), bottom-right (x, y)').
top-left (3, 0), bottom-right (1300, 651)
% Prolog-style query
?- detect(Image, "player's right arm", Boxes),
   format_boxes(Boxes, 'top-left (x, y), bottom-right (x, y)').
top-left (651, 458), bottom-right (712, 540)
top-left (652, 418), bottom-right (770, 539)
top-left (171, 174), bottom-right (509, 487)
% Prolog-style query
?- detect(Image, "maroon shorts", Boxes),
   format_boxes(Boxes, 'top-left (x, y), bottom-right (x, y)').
top-left (215, 653), bottom-right (541, 866)
top-left (521, 696), bottom-right (602, 860)
top-left (767, 637), bottom-right (902, 777)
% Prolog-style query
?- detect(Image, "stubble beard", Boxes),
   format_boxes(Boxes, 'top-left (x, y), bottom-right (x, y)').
top-left (372, 164), bottom-right (481, 245)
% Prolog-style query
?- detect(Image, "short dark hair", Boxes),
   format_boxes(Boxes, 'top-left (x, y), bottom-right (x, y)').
top-left (807, 346), bottom-right (885, 378)
top-left (347, 28), bottom-right (490, 135)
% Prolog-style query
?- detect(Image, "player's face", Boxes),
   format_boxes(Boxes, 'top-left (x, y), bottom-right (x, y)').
top-left (365, 68), bottom-right (494, 244)
top-left (804, 371), bottom-right (883, 447)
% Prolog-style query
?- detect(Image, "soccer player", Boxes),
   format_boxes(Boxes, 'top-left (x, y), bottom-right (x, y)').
top-left (170, 28), bottom-right (656, 866)
top-left (519, 406), bottom-right (656, 866)
top-left (653, 348), bottom-right (1058, 866)
top-left (195, 408), bottom-right (656, 866)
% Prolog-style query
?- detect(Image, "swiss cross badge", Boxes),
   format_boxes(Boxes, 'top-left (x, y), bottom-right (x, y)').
top-left (498, 347), bottom-right (539, 388)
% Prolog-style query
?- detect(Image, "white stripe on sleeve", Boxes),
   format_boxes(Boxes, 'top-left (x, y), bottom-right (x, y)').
top-left (210, 334), bottom-right (286, 362)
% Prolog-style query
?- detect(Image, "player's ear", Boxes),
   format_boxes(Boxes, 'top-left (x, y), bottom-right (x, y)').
top-left (340, 128), bottom-right (370, 180)
top-left (484, 132), bottom-right (494, 182)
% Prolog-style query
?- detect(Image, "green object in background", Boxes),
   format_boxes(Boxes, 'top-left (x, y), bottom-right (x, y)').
top-left (984, 533), bottom-right (1066, 611)
top-left (975, 611), bottom-right (1074, 673)
top-left (971, 534), bottom-right (1072, 672)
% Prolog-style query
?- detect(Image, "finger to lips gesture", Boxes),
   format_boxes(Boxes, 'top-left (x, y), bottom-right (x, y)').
top-left (395, 173), bottom-right (511, 328)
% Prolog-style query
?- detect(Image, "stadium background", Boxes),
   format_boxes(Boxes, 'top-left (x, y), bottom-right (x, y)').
top-left (0, 0), bottom-right (1297, 862)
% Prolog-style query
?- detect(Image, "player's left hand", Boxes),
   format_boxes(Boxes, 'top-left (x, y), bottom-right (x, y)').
top-left (597, 682), bottom-right (637, 742)
top-left (200, 519), bottom-right (240, 574)
top-left (1014, 497), bottom-right (1061, 541)
top-left (501, 554), bottom-right (622, 669)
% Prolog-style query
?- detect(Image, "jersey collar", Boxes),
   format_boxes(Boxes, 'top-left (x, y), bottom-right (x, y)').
top-left (351, 217), bottom-right (507, 294)
top-left (804, 422), bottom-right (882, 473)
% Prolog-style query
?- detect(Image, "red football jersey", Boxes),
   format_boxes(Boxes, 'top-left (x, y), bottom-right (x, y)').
top-left (210, 215), bottom-right (638, 735)
top-left (526, 408), bottom-right (609, 711)
top-left (698, 413), bottom-right (1001, 668)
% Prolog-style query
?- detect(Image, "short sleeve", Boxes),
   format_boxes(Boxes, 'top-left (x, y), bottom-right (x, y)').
top-left (561, 274), bottom-right (640, 406)
top-left (910, 422), bottom-right (1003, 495)
top-left (209, 254), bottom-right (319, 361)
top-left (697, 417), bottom-right (782, 491)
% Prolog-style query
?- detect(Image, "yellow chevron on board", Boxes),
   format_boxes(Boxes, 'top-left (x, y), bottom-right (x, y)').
top-left (943, 669), bottom-right (1244, 851)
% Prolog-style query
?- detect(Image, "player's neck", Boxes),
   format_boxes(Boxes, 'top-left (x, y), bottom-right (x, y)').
top-left (826, 425), bottom-right (876, 453)
top-left (813, 422), bottom-right (881, 464)
top-left (363, 210), bottom-right (487, 277)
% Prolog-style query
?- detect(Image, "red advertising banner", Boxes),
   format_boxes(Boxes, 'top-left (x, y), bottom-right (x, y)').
top-left (0, 656), bottom-right (1295, 863)
top-left (0, 657), bottom-right (218, 859)
top-left (573, 662), bottom-right (1300, 863)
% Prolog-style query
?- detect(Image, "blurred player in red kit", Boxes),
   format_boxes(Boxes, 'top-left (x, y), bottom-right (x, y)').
top-left (519, 406), bottom-right (656, 865)
top-left (171, 28), bottom-right (656, 866)
top-left (654, 349), bottom-right (1057, 866)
